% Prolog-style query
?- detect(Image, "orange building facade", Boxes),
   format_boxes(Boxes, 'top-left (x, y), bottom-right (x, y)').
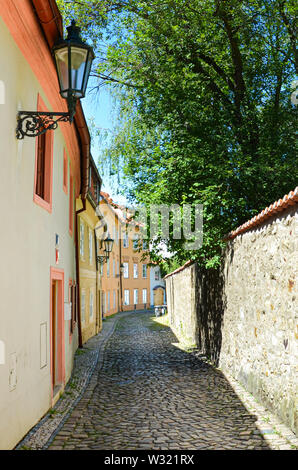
top-left (99, 193), bottom-right (151, 316)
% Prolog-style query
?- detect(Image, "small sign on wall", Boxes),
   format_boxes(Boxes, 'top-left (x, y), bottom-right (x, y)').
top-left (0, 340), bottom-right (5, 365)
top-left (55, 234), bottom-right (60, 264)
top-left (64, 302), bottom-right (72, 321)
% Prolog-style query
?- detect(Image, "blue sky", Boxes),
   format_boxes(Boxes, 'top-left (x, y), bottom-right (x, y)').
top-left (82, 78), bottom-right (129, 206)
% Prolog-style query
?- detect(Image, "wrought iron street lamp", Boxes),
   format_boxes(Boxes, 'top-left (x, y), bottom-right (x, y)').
top-left (16, 20), bottom-right (94, 139)
top-left (97, 236), bottom-right (114, 265)
top-left (103, 236), bottom-right (114, 254)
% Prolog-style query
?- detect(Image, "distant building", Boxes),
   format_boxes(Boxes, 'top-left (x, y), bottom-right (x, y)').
top-left (77, 156), bottom-right (102, 344)
top-left (100, 192), bottom-right (151, 315)
top-left (150, 265), bottom-right (166, 307)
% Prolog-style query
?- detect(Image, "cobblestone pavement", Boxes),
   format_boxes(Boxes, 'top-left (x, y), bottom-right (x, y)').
top-left (16, 311), bottom-right (132, 450)
top-left (45, 312), bottom-right (297, 451)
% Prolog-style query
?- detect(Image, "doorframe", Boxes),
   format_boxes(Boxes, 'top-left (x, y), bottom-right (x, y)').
top-left (50, 267), bottom-right (65, 398)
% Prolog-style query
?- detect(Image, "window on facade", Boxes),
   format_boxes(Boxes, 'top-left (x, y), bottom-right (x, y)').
top-left (69, 174), bottom-right (74, 235)
top-left (35, 133), bottom-right (46, 199)
top-left (89, 228), bottom-right (93, 264)
top-left (34, 96), bottom-right (53, 212)
top-left (133, 263), bottom-right (138, 278)
top-left (142, 264), bottom-right (147, 278)
top-left (80, 221), bottom-right (85, 258)
top-left (107, 291), bottom-right (110, 311)
top-left (100, 262), bottom-right (103, 276)
top-left (107, 258), bottom-right (110, 277)
top-left (113, 259), bottom-right (115, 277)
top-left (81, 291), bottom-right (86, 323)
top-left (143, 240), bottom-right (148, 250)
top-left (89, 291), bottom-right (94, 319)
top-left (124, 289), bottom-right (130, 305)
top-left (155, 269), bottom-right (160, 281)
top-left (133, 236), bottom-right (139, 250)
top-left (134, 289), bottom-right (138, 305)
top-left (123, 232), bottom-right (129, 248)
top-left (34, 129), bottom-right (54, 213)
top-left (123, 262), bottom-right (129, 278)
top-left (142, 289), bottom-right (147, 303)
top-left (63, 149), bottom-right (68, 194)
top-left (113, 290), bottom-right (116, 309)
top-left (117, 261), bottom-right (119, 275)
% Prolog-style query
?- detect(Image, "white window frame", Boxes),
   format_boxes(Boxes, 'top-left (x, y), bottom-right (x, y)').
top-left (133, 263), bottom-right (138, 279)
top-left (133, 289), bottom-right (138, 305)
top-left (123, 232), bottom-right (129, 248)
top-left (142, 264), bottom-right (147, 278)
top-left (80, 221), bottom-right (85, 259)
top-left (107, 291), bottom-right (110, 311)
top-left (113, 259), bottom-right (116, 277)
top-left (123, 262), bottom-right (129, 278)
top-left (133, 236), bottom-right (139, 250)
top-left (113, 290), bottom-right (116, 309)
top-left (107, 258), bottom-right (110, 277)
top-left (124, 289), bottom-right (130, 306)
top-left (142, 288), bottom-right (147, 303)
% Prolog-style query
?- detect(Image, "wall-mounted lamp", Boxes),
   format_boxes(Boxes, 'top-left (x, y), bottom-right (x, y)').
top-left (97, 236), bottom-right (114, 265)
top-left (16, 20), bottom-right (94, 139)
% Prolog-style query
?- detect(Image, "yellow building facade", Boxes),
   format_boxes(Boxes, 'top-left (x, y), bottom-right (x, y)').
top-left (77, 157), bottom-right (103, 344)
top-left (0, 0), bottom-right (93, 448)
top-left (100, 193), bottom-right (151, 316)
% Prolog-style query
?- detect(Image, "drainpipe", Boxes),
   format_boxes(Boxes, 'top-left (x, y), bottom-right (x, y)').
top-left (94, 226), bottom-right (100, 333)
top-left (75, 198), bottom-right (86, 348)
top-left (119, 230), bottom-right (123, 312)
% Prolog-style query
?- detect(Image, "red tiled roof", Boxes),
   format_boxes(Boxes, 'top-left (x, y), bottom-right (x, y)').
top-left (100, 191), bottom-right (144, 227)
top-left (226, 186), bottom-right (298, 240)
top-left (164, 260), bottom-right (194, 279)
top-left (164, 186), bottom-right (298, 279)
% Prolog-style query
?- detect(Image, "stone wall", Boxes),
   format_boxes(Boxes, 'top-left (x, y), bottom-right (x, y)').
top-left (167, 263), bottom-right (197, 344)
top-left (165, 204), bottom-right (298, 434)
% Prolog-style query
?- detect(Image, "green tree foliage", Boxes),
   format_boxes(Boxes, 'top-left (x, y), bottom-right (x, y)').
top-left (57, 0), bottom-right (297, 270)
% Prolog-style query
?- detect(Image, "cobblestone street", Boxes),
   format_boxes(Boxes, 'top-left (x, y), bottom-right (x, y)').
top-left (40, 312), bottom-right (296, 451)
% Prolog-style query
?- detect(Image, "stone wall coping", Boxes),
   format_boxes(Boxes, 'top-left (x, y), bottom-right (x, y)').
top-left (164, 186), bottom-right (298, 280)
top-left (164, 260), bottom-right (195, 280)
top-left (226, 186), bottom-right (298, 240)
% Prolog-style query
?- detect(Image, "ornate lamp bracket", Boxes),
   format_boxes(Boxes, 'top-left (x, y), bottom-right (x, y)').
top-left (97, 255), bottom-right (108, 265)
top-left (16, 111), bottom-right (70, 140)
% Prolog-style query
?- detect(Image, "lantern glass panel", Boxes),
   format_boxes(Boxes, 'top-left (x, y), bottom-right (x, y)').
top-left (104, 238), bottom-right (114, 253)
top-left (82, 51), bottom-right (93, 96)
top-left (70, 46), bottom-right (88, 96)
top-left (54, 47), bottom-right (69, 97)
